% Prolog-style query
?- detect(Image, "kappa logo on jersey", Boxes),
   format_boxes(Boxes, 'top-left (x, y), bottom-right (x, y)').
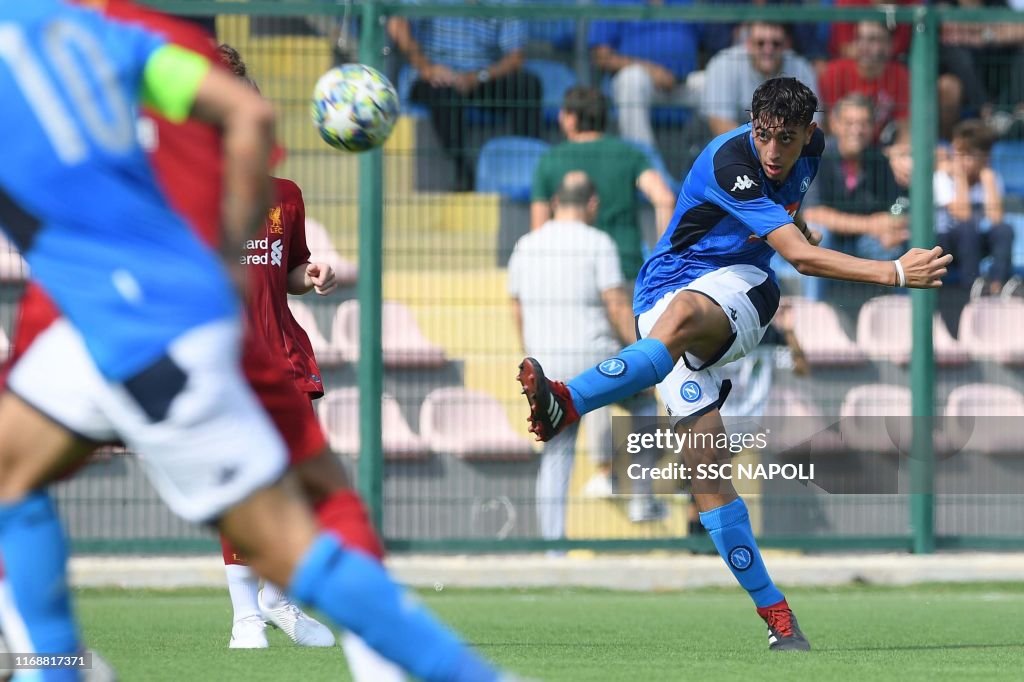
top-left (268, 206), bottom-right (284, 234)
top-left (728, 545), bottom-right (754, 571)
top-left (731, 175), bottom-right (757, 192)
top-left (270, 239), bottom-right (283, 267)
top-left (680, 381), bottom-right (702, 403)
top-left (597, 358), bottom-right (627, 377)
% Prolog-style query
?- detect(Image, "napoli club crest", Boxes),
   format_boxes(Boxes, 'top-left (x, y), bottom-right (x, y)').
top-left (680, 381), bottom-right (702, 403)
top-left (728, 546), bottom-right (754, 571)
top-left (597, 358), bottom-right (627, 377)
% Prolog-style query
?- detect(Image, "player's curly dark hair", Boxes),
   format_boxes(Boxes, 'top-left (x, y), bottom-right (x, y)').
top-left (217, 44), bottom-right (247, 77)
top-left (217, 43), bottom-right (259, 91)
top-left (749, 77), bottom-right (818, 129)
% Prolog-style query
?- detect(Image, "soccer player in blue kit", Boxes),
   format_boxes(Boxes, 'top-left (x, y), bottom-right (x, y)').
top-left (519, 77), bottom-right (952, 651)
top-left (0, 2), bottom-right (502, 680)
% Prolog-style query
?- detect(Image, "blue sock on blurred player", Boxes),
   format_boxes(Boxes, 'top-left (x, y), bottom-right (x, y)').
top-left (290, 533), bottom-right (498, 682)
top-left (699, 497), bottom-right (785, 608)
top-left (567, 338), bottom-right (675, 414)
top-left (0, 491), bottom-right (80, 682)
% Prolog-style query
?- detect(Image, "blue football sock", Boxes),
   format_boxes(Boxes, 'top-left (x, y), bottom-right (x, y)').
top-left (567, 338), bottom-right (675, 415)
top-left (0, 492), bottom-right (80, 682)
top-left (290, 533), bottom-right (497, 682)
top-left (699, 498), bottom-right (785, 609)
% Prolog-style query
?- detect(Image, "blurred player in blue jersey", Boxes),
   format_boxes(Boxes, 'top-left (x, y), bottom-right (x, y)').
top-left (519, 77), bottom-right (952, 651)
top-left (0, 3), bottom-right (503, 680)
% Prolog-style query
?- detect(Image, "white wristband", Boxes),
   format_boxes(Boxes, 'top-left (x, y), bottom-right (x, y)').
top-left (893, 259), bottom-right (907, 288)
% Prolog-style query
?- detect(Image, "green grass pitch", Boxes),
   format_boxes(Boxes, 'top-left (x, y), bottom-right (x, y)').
top-left (77, 583), bottom-right (1024, 681)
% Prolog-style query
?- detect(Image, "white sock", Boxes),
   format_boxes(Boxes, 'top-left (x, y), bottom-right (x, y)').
top-left (224, 564), bottom-right (261, 622)
top-left (259, 581), bottom-right (288, 611)
top-left (341, 631), bottom-right (407, 682)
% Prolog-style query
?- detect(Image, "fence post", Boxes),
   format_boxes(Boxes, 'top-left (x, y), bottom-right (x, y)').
top-left (909, 6), bottom-right (938, 554)
top-left (357, 0), bottom-right (386, 531)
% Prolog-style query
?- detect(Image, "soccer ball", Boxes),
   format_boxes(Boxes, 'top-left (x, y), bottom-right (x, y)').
top-left (311, 64), bottom-right (400, 152)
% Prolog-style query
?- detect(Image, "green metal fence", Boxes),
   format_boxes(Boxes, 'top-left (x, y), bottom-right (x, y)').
top-left (29, 1), bottom-right (1024, 554)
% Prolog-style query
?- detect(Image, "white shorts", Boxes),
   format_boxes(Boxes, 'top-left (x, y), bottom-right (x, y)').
top-left (636, 264), bottom-right (779, 420)
top-left (7, 318), bottom-right (288, 523)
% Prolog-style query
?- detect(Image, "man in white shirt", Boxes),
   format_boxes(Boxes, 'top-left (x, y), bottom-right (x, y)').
top-left (508, 171), bottom-right (662, 538)
top-left (700, 22), bottom-right (821, 138)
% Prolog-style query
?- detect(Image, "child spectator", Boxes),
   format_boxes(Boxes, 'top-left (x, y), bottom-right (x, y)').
top-left (935, 119), bottom-right (1015, 297)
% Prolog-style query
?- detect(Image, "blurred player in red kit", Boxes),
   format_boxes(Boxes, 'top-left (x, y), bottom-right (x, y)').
top-left (3, 4), bottom-right (403, 679)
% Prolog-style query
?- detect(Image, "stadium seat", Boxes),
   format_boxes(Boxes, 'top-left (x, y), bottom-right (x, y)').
top-left (286, 298), bottom-right (343, 366)
top-left (839, 384), bottom-right (912, 454)
top-left (525, 3), bottom-right (576, 52)
top-left (317, 387), bottom-right (429, 460)
top-left (304, 218), bottom-right (357, 287)
top-left (958, 298), bottom-right (1024, 364)
top-left (524, 59), bottom-right (577, 126)
top-left (475, 136), bottom-right (551, 202)
top-left (762, 387), bottom-right (846, 458)
top-left (0, 233), bottom-right (27, 282)
top-left (944, 383), bottom-right (1024, 455)
top-left (855, 295), bottom-right (970, 366)
top-left (1005, 212), bottom-right (1024, 271)
top-left (991, 141), bottom-right (1024, 200)
top-left (789, 298), bottom-right (868, 366)
top-left (419, 386), bottom-right (534, 461)
top-left (330, 299), bottom-right (447, 368)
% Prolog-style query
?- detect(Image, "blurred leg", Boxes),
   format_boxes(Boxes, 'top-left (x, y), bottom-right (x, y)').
top-left (535, 422), bottom-right (579, 540)
top-left (612, 64), bottom-right (656, 147)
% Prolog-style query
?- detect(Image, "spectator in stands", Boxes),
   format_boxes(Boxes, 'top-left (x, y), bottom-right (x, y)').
top-left (802, 94), bottom-right (907, 311)
top-left (822, 20), bottom-right (964, 141)
top-left (700, 21), bottom-right (820, 138)
top-left (387, 4), bottom-right (543, 191)
top-left (509, 171), bottom-right (665, 536)
top-left (829, 0), bottom-right (915, 61)
top-left (531, 86), bottom-right (677, 283)
top-left (820, 21), bottom-right (909, 142)
top-left (703, 1), bottom-right (831, 69)
top-left (588, 0), bottom-right (706, 149)
top-left (940, 0), bottom-right (1024, 126)
top-left (935, 119), bottom-right (1016, 297)
top-left (803, 94), bottom-right (908, 261)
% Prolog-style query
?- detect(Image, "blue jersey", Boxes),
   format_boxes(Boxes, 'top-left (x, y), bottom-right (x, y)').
top-left (634, 124), bottom-right (824, 314)
top-left (0, 2), bottom-right (235, 381)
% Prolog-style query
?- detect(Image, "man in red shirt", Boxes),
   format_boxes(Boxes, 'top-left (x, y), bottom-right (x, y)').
top-left (820, 21), bottom-right (910, 143)
top-left (3, 4), bottom-right (403, 680)
top-left (821, 20), bottom-right (963, 142)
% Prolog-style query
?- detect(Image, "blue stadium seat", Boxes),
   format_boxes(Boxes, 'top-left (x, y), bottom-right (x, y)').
top-left (524, 59), bottom-right (577, 126)
top-left (526, 17), bottom-right (576, 52)
top-left (992, 141), bottom-right (1024, 199)
top-left (1005, 212), bottom-right (1024, 272)
top-left (476, 137), bottom-right (551, 202)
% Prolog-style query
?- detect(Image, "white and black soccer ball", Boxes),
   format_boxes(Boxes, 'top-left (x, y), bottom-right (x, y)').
top-left (311, 64), bottom-right (400, 153)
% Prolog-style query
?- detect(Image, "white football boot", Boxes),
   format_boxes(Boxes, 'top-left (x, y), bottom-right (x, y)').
top-left (228, 614), bottom-right (268, 649)
top-left (258, 589), bottom-right (335, 648)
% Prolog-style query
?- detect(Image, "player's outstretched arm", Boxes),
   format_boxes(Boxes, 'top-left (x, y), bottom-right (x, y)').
top-left (766, 223), bottom-right (952, 288)
top-left (190, 67), bottom-right (276, 253)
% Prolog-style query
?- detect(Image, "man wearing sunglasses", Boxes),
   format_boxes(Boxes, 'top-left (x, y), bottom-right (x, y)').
top-left (701, 22), bottom-right (820, 138)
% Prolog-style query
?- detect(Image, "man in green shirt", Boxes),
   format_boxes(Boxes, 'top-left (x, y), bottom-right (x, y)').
top-left (531, 86), bottom-right (677, 281)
